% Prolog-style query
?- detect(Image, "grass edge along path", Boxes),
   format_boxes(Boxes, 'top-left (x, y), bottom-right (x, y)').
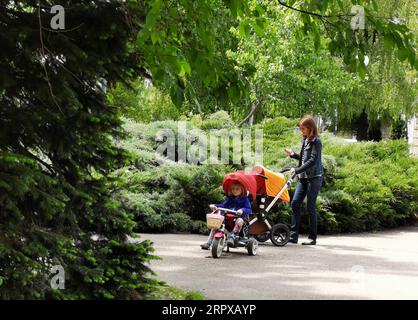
top-left (145, 284), bottom-right (206, 300)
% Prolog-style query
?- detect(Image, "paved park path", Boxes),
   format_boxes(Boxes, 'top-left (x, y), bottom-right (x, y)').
top-left (139, 225), bottom-right (418, 300)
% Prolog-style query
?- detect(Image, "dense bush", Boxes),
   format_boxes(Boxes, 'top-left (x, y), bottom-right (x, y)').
top-left (114, 163), bottom-right (231, 233)
top-left (318, 141), bottom-right (418, 233)
top-left (196, 111), bottom-right (235, 130)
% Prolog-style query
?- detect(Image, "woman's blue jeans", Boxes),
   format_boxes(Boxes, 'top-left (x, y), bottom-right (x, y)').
top-left (290, 176), bottom-right (323, 241)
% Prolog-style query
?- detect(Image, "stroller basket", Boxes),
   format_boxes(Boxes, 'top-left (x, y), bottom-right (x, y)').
top-left (206, 213), bottom-right (225, 229)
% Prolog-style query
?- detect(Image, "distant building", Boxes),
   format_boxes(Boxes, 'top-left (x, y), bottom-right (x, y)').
top-left (407, 115), bottom-right (418, 157)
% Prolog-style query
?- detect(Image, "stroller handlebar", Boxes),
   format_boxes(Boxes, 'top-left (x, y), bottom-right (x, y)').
top-left (280, 167), bottom-right (297, 179)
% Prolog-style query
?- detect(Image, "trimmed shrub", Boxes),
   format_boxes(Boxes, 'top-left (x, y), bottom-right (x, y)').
top-left (114, 163), bottom-right (231, 233)
top-left (197, 111), bottom-right (234, 130)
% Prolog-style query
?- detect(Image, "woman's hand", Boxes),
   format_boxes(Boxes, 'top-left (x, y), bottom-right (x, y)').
top-left (284, 148), bottom-right (294, 157)
top-left (236, 209), bottom-right (243, 215)
top-left (209, 204), bottom-right (217, 211)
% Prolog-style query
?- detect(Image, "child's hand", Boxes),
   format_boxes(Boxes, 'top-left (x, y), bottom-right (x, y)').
top-left (236, 209), bottom-right (243, 215)
top-left (209, 204), bottom-right (217, 211)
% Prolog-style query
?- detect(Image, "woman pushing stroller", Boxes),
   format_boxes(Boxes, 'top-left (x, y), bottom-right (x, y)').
top-left (201, 182), bottom-right (252, 250)
top-left (285, 115), bottom-right (324, 246)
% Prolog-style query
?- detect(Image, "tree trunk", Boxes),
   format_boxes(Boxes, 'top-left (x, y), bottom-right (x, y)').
top-left (249, 103), bottom-right (256, 127)
top-left (381, 124), bottom-right (391, 141)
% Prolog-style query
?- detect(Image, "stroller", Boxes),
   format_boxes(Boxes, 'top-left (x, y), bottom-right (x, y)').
top-left (206, 165), bottom-right (296, 258)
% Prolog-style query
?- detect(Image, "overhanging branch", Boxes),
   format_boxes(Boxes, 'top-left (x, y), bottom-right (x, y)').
top-left (277, 0), bottom-right (353, 19)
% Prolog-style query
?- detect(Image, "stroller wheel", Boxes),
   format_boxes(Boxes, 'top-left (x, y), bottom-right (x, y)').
top-left (254, 233), bottom-right (270, 243)
top-left (270, 224), bottom-right (290, 247)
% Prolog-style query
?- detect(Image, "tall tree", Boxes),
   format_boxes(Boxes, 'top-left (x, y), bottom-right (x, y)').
top-left (338, 0), bottom-right (418, 139)
top-left (0, 1), bottom-right (156, 299)
top-left (227, 1), bottom-right (362, 125)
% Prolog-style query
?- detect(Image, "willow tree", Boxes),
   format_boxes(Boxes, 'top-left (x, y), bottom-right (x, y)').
top-left (224, 1), bottom-right (362, 126)
top-left (336, 0), bottom-right (418, 140)
top-left (138, 0), bottom-right (416, 120)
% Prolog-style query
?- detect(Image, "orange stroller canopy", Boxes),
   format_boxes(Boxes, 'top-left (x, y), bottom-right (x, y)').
top-left (251, 165), bottom-right (290, 203)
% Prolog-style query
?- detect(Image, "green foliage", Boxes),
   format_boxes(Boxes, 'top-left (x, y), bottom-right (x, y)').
top-left (315, 138), bottom-right (418, 233)
top-left (226, 0), bottom-right (417, 130)
top-left (256, 117), bottom-right (300, 167)
top-left (115, 163), bottom-right (230, 233)
top-left (117, 0), bottom-right (416, 131)
top-left (228, 2), bottom-right (363, 123)
top-left (137, 0), bottom-right (416, 110)
top-left (391, 117), bottom-right (408, 140)
top-left (0, 1), bottom-right (158, 299)
top-left (137, 0), bottom-right (252, 109)
top-left (107, 79), bottom-right (185, 123)
top-left (197, 111), bottom-right (235, 130)
top-left (322, 155), bottom-right (338, 185)
top-left (333, 0), bottom-right (418, 129)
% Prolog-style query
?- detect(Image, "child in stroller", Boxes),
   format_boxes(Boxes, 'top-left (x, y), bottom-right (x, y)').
top-left (202, 166), bottom-right (293, 258)
top-left (201, 182), bottom-right (252, 250)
